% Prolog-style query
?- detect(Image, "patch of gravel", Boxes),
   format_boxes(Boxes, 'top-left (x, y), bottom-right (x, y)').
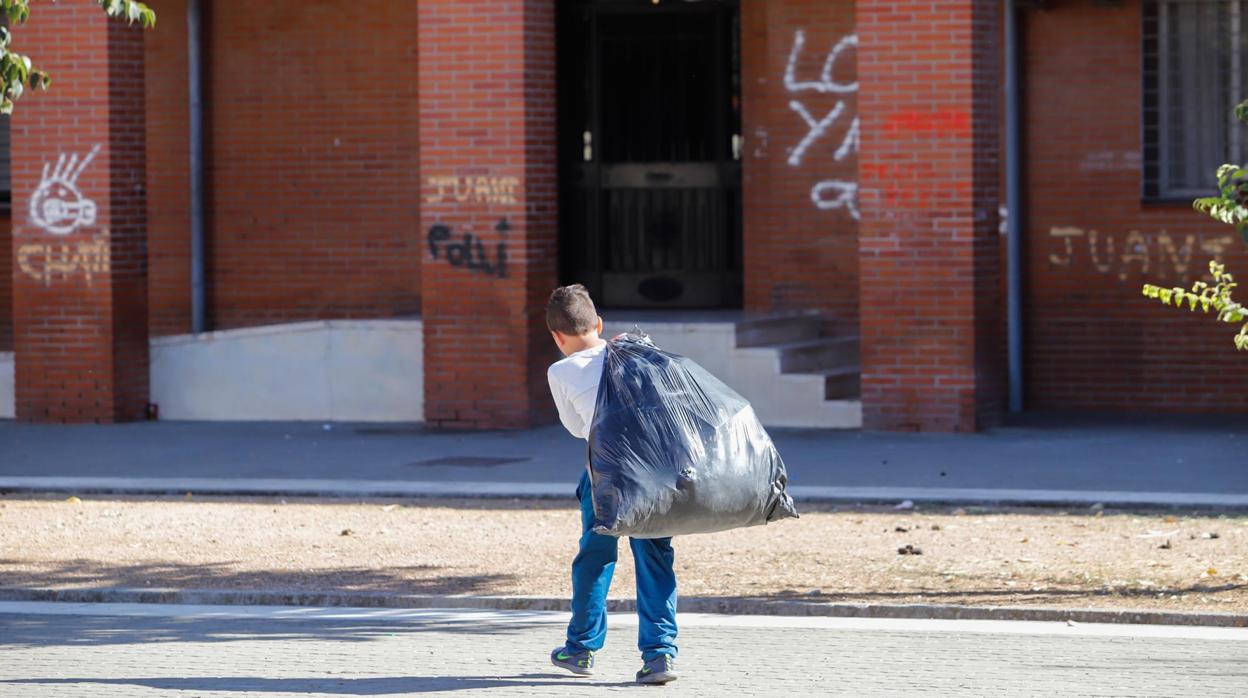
top-left (1, 494), bottom-right (1245, 614)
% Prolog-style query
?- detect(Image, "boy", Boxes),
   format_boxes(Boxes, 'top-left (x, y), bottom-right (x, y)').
top-left (545, 284), bottom-right (679, 686)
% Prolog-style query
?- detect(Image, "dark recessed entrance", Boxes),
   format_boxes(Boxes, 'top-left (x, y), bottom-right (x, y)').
top-left (557, 0), bottom-right (742, 309)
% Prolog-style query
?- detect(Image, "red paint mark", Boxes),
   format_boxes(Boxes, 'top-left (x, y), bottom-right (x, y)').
top-left (861, 162), bottom-right (978, 209)
top-left (883, 109), bottom-right (971, 136)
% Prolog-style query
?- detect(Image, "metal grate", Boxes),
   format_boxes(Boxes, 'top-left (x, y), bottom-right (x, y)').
top-left (1143, 0), bottom-right (1248, 200)
top-left (557, 0), bottom-right (742, 309)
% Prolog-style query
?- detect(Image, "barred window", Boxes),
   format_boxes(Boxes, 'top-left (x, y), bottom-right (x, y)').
top-left (1143, 0), bottom-right (1248, 200)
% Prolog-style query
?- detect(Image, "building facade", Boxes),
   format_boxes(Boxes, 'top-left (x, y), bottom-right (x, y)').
top-left (0, 0), bottom-right (1245, 430)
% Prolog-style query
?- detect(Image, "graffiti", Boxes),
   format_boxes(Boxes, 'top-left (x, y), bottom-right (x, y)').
top-left (783, 30), bottom-right (857, 94)
top-left (810, 181), bottom-right (858, 215)
top-left (424, 176), bottom-right (519, 205)
top-left (1079, 150), bottom-right (1142, 172)
top-left (784, 30), bottom-right (858, 218)
top-left (427, 218), bottom-right (509, 279)
top-left (787, 101), bottom-right (844, 167)
top-left (20, 145), bottom-right (108, 286)
top-left (1047, 226), bottom-right (1234, 282)
top-left (751, 127), bottom-right (769, 158)
top-left (30, 145), bottom-right (101, 236)
top-left (17, 232), bottom-right (111, 286)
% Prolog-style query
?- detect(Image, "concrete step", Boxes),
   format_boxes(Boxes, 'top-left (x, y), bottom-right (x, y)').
top-left (735, 314), bottom-right (823, 348)
top-left (817, 366), bottom-right (861, 400)
top-left (725, 352), bottom-right (862, 428)
top-left (777, 336), bottom-right (860, 374)
top-left (604, 317), bottom-right (862, 428)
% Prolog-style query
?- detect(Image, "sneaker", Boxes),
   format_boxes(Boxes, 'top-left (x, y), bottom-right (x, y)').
top-left (636, 655), bottom-right (678, 685)
top-left (550, 646), bottom-right (595, 676)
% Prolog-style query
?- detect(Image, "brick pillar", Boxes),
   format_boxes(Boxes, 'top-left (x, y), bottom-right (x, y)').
top-left (417, 0), bottom-right (557, 429)
top-left (10, 6), bottom-right (149, 422)
top-left (856, 0), bottom-right (1003, 432)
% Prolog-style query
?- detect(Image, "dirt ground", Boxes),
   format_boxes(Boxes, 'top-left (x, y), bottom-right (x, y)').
top-left (1, 494), bottom-right (1246, 614)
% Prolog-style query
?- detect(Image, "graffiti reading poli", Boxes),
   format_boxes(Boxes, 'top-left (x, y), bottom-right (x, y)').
top-left (427, 218), bottom-right (510, 279)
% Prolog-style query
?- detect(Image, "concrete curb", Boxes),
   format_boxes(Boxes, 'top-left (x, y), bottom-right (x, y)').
top-left (4, 476), bottom-right (1248, 509)
top-left (1, 587), bottom-right (1243, 628)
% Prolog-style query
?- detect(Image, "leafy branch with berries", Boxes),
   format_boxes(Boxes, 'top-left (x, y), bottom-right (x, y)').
top-left (1142, 99), bottom-right (1248, 351)
top-left (1143, 261), bottom-right (1247, 351)
top-left (0, 0), bottom-right (156, 114)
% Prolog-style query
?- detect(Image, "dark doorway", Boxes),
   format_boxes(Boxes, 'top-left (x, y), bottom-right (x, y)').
top-left (557, 0), bottom-right (742, 308)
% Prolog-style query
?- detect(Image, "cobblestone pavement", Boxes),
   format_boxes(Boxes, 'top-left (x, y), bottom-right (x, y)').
top-left (1, 602), bottom-right (1246, 697)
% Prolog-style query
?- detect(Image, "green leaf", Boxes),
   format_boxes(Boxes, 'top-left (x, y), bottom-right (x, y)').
top-left (0, 0), bottom-right (153, 113)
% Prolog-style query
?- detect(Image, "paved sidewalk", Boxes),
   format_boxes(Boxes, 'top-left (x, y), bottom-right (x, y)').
top-left (2, 414), bottom-right (1247, 506)
top-left (2, 602), bottom-right (1246, 697)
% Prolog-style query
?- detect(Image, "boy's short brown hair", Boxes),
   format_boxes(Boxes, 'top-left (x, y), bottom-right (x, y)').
top-left (547, 284), bottom-right (598, 336)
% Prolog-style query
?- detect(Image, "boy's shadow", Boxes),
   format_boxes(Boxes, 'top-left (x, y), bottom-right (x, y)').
top-left (0, 674), bottom-right (638, 694)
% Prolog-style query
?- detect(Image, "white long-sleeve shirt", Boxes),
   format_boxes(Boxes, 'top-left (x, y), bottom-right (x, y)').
top-left (547, 343), bottom-right (607, 440)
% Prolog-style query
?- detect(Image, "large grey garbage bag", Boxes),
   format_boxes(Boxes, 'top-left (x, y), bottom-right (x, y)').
top-left (586, 332), bottom-right (799, 538)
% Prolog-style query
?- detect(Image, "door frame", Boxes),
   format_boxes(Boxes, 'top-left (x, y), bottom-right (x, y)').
top-left (556, 0), bottom-right (743, 309)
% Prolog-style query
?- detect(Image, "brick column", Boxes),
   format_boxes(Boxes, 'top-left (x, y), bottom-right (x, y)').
top-left (856, 0), bottom-right (1003, 432)
top-left (417, 0), bottom-right (558, 429)
top-left (10, 6), bottom-right (149, 422)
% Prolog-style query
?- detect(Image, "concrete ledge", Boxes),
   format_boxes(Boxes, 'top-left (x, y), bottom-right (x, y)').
top-left (150, 319), bottom-right (424, 347)
top-left (150, 319), bottom-right (424, 422)
top-left (1, 587), bottom-right (1242, 628)
top-left (0, 351), bottom-right (12, 419)
top-left (4, 476), bottom-right (1248, 509)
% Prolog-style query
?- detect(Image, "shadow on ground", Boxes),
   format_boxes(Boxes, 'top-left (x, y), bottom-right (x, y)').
top-left (747, 583), bottom-right (1248, 606)
top-left (0, 612), bottom-right (559, 649)
top-left (0, 559), bottom-right (515, 595)
top-left (0, 674), bottom-right (633, 694)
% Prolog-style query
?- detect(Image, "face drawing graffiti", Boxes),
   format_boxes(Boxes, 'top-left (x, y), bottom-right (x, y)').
top-left (30, 145), bottom-right (101, 236)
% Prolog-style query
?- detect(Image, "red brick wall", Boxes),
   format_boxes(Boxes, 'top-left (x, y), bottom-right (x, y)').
top-left (144, 0), bottom-right (191, 336)
top-left (857, 0), bottom-right (1003, 432)
top-left (0, 211), bottom-right (10, 352)
top-left (205, 0), bottom-right (421, 330)
top-left (418, 0), bottom-right (558, 429)
top-left (1024, 1), bottom-right (1248, 412)
top-left (10, 5), bottom-right (149, 422)
top-left (741, 0), bottom-right (858, 320)
top-left (107, 22), bottom-right (153, 419)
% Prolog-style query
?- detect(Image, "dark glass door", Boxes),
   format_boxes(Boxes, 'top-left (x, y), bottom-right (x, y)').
top-left (558, 0), bottom-right (742, 308)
